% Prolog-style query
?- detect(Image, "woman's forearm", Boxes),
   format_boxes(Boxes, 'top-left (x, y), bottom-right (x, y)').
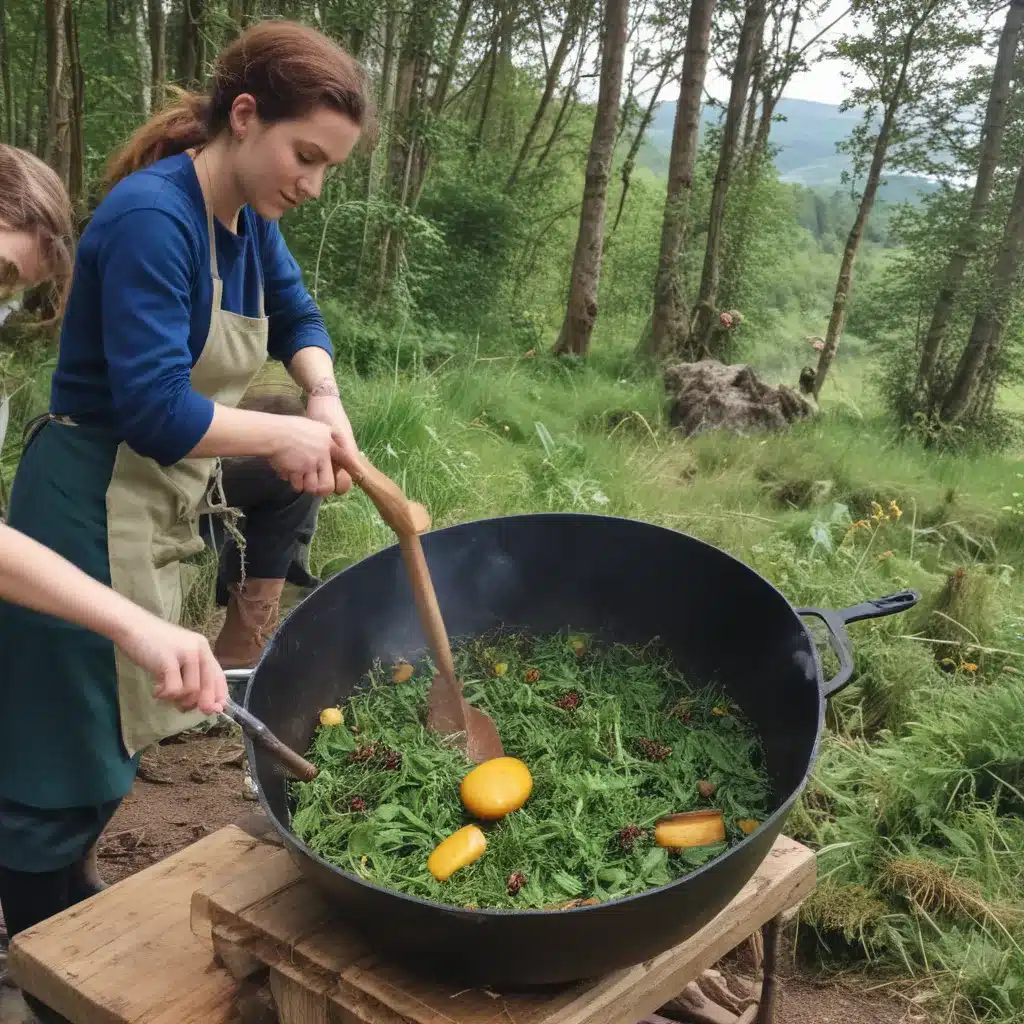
top-left (0, 524), bottom-right (152, 649)
top-left (185, 403), bottom-right (292, 459)
top-left (287, 346), bottom-right (339, 397)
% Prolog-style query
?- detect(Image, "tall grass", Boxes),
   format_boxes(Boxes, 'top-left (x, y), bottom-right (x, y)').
top-left (295, 340), bottom-right (1024, 1023)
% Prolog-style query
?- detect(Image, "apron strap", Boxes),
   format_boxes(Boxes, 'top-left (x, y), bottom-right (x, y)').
top-left (205, 194), bottom-right (266, 319)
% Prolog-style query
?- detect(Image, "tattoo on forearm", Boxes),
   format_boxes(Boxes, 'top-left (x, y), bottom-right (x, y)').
top-left (309, 376), bottom-right (340, 398)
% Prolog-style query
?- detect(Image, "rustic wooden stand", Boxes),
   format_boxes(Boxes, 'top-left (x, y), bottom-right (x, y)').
top-left (8, 823), bottom-right (814, 1024)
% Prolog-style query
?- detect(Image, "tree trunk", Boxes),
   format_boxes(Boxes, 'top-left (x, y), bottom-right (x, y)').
top-left (431, 0), bottom-right (474, 116)
top-left (753, 85), bottom-right (776, 155)
top-left (405, 0), bottom-right (474, 204)
top-left (22, 10), bottom-right (42, 152)
top-left (535, 20), bottom-right (589, 170)
top-left (813, 24), bottom-right (922, 397)
top-left (640, 0), bottom-right (716, 361)
top-left (148, 0), bottom-right (166, 109)
top-left (741, 32), bottom-right (763, 156)
top-left (179, 0), bottom-right (204, 88)
top-left (43, 0), bottom-right (70, 185)
top-left (376, 0), bottom-right (435, 294)
top-left (611, 59), bottom-right (671, 233)
top-left (507, 7), bottom-right (579, 190)
top-left (688, 0), bottom-right (767, 359)
top-left (552, 0), bottom-right (630, 357)
top-left (473, 33), bottom-right (500, 153)
top-left (916, 0), bottom-right (1024, 404)
top-left (0, 0), bottom-right (13, 144)
top-left (940, 156), bottom-right (1024, 422)
top-left (65, 0), bottom-right (85, 218)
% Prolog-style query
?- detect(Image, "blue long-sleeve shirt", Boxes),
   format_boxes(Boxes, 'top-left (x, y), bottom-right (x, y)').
top-left (50, 152), bottom-right (333, 466)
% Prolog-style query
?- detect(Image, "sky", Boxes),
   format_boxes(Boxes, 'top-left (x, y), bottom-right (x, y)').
top-left (653, 0), bottom-right (995, 110)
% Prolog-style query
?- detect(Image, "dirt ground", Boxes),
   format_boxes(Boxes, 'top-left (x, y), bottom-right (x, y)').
top-left (2, 729), bottom-right (922, 1024)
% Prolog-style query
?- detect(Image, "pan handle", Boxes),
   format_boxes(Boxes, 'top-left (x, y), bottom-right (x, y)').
top-left (224, 667), bottom-right (253, 703)
top-left (795, 590), bottom-right (920, 699)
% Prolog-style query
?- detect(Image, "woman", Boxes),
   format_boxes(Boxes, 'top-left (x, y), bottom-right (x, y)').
top-left (0, 144), bottom-right (229, 1012)
top-left (0, 19), bottom-right (371, 954)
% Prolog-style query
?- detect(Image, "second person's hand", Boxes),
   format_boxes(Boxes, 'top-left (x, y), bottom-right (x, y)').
top-left (112, 608), bottom-right (228, 716)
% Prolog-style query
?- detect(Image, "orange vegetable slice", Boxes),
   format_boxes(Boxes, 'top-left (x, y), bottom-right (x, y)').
top-left (654, 810), bottom-right (726, 849)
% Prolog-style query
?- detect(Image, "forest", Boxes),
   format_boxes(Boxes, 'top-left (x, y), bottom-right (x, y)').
top-left (3, 0), bottom-right (1024, 1022)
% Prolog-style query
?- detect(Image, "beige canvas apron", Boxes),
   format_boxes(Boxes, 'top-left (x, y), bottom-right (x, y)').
top-left (107, 188), bottom-right (268, 757)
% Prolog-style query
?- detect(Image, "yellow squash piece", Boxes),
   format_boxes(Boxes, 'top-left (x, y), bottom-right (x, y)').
top-left (427, 825), bottom-right (487, 882)
top-left (654, 810), bottom-right (726, 849)
top-left (736, 818), bottom-right (760, 835)
top-left (460, 756), bottom-right (534, 820)
top-left (392, 662), bottom-right (414, 683)
top-left (319, 706), bottom-right (344, 727)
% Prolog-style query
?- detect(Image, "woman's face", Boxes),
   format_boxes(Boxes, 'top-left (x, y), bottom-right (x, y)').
top-left (230, 101), bottom-right (361, 221)
top-left (0, 227), bottom-right (47, 302)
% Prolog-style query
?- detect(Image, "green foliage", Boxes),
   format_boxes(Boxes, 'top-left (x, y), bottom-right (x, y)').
top-left (292, 632), bottom-right (770, 909)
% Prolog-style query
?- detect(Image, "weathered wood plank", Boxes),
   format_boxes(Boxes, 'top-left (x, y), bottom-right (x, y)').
top-left (203, 835), bottom-right (815, 1024)
top-left (9, 826), bottom-right (259, 1023)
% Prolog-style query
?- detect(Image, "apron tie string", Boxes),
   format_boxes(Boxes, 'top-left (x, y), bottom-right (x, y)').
top-left (203, 457), bottom-right (248, 589)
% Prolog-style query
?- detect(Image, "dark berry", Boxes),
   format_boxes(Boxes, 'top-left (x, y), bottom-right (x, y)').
top-left (507, 871), bottom-right (527, 896)
top-left (555, 691), bottom-right (582, 711)
top-left (632, 737), bottom-right (672, 762)
top-left (617, 825), bottom-right (646, 852)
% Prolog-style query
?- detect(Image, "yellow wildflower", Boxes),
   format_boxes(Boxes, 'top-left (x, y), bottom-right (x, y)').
top-left (870, 501), bottom-right (885, 522)
top-left (888, 500), bottom-right (903, 520)
top-left (960, 662), bottom-right (978, 673)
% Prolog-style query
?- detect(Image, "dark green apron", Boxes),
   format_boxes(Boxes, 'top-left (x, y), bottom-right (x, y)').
top-left (0, 419), bottom-right (139, 829)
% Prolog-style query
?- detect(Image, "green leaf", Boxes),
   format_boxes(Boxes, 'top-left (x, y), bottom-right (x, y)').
top-left (347, 824), bottom-right (377, 857)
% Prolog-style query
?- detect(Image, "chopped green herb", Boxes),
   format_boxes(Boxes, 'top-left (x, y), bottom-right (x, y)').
top-left (290, 631), bottom-right (770, 909)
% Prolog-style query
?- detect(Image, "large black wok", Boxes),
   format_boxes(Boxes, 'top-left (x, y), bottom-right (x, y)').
top-left (238, 512), bottom-right (917, 988)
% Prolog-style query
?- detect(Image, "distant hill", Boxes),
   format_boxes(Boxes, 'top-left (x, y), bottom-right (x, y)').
top-left (639, 96), bottom-right (939, 202)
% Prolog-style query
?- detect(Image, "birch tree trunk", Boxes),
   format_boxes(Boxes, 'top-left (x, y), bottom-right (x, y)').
top-left (148, 0), bottom-right (166, 109)
top-left (940, 156), bottom-right (1024, 422)
top-left (552, 0), bottom-right (630, 356)
top-left (916, 0), bottom-right (1024, 404)
top-left (688, 0), bottom-right (767, 358)
top-left (641, 0), bottom-right (716, 360)
top-left (44, 0), bottom-right (70, 184)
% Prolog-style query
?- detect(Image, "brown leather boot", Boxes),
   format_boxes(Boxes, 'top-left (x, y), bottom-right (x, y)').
top-left (213, 578), bottom-right (286, 669)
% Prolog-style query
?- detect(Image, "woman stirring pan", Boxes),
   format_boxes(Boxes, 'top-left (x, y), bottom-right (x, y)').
top-left (0, 19), bottom-right (371, 982)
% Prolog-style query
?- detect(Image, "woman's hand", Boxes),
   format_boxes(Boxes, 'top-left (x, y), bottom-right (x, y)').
top-left (267, 415), bottom-right (346, 497)
top-left (305, 377), bottom-right (358, 495)
top-left (114, 612), bottom-right (228, 716)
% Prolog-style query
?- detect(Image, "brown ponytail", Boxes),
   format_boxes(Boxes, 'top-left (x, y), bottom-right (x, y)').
top-left (104, 88), bottom-right (211, 187)
top-left (105, 20), bottom-right (374, 188)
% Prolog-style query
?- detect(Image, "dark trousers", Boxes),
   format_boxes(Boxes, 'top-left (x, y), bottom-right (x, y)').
top-left (208, 454), bottom-right (323, 600)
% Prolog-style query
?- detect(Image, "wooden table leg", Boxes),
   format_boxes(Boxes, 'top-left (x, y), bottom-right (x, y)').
top-left (755, 915), bottom-right (781, 1024)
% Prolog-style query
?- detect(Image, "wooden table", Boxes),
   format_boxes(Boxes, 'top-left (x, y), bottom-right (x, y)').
top-left (8, 823), bottom-right (815, 1024)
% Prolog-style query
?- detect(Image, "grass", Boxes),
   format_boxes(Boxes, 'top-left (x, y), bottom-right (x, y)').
top-left (290, 631), bottom-right (771, 909)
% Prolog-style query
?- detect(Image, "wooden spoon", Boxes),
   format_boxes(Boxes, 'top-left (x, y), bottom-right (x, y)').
top-left (340, 454), bottom-right (504, 764)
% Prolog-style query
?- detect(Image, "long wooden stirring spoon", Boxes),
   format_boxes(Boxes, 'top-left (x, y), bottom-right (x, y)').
top-left (339, 453), bottom-right (504, 764)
